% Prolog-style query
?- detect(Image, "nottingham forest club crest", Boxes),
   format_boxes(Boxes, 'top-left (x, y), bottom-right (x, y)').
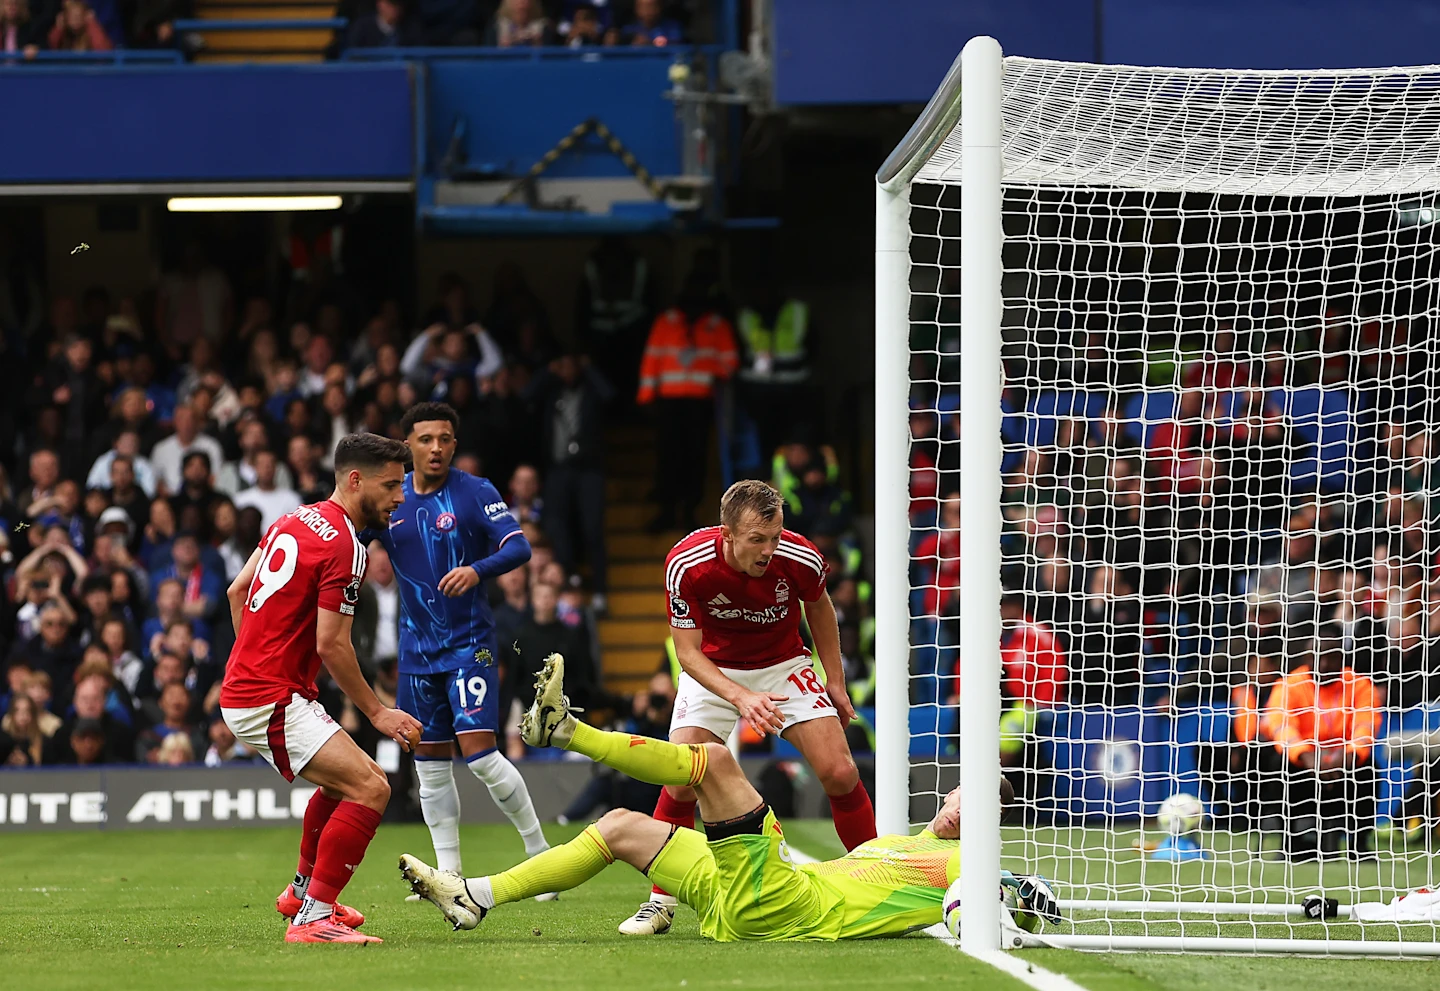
top-left (774, 578), bottom-right (790, 603)
top-left (434, 512), bottom-right (457, 532)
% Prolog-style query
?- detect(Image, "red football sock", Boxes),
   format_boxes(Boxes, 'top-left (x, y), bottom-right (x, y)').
top-left (649, 788), bottom-right (697, 898)
top-left (296, 790), bottom-right (343, 877)
top-left (829, 781), bottom-right (877, 851)
top-left (307, 802), bottom-right (383, 904)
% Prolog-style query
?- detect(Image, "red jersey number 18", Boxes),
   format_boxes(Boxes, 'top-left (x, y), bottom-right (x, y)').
top-left (787, 668), bottom-right (829, 705)
top-left (249, 531), bottom-right (299, 612)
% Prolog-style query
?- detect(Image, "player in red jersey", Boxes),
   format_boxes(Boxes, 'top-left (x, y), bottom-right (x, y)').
top-left (220, 432), bottom-right (423, 945)
top-left (617, 479), bottom-right (875, 936)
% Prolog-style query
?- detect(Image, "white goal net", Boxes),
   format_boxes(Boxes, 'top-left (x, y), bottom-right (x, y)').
top-left (876, 38), bottom-right (1440, 955)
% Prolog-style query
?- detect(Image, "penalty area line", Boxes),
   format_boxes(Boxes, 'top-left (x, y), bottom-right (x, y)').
top-left (786, 844), bottom-right (1088, 991)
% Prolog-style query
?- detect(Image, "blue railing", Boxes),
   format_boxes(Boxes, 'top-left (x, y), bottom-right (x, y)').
top-left (342, 43), bottom-right (726, 61)
top-left (0, 49), bottom-right (184, 66)
top-left (172, 17), bottom-right (347, 32)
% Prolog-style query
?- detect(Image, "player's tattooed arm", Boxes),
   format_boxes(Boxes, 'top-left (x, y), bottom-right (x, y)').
top-left (227, 547), bottom-right (263, 636)
top-left (802, 591), bottom-right (855, 727)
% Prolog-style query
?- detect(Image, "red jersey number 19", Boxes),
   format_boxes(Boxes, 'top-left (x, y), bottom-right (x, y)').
top-left (250, 531), bottom-right (300, 612)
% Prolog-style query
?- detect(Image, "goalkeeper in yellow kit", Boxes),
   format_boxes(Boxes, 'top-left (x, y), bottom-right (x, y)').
top-left (401, 654), bottom-right (1036, 941)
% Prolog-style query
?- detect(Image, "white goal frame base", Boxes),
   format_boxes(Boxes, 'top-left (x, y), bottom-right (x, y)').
top-left (1013, 933), bottom-right (1440, 957)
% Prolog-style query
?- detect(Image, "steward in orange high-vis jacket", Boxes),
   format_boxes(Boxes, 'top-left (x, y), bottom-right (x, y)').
top-left (1259, 628), bottom-right (1382, 861)
top-left (636, 279), bottom-right (738, 531)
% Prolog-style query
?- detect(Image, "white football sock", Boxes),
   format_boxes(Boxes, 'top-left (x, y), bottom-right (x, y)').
top-left (468, 750), bottom-right (549, 855)
top-left (293, 895), bottom-right (334, 926)
top-left (291, 872), bottom-right (310, 901)
top-left (652, 892), bottom-right (678, 908)
top-left (415, 758), bottom-right (464, 873)
top-left (463, 876), bottom-right (496, 910)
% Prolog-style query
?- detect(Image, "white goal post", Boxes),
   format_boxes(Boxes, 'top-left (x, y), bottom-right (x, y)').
top-left (875, 36), bottom-right (1440, 956)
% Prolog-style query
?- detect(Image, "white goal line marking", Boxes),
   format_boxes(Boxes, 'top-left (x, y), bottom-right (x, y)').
top-left (786, 843), bottom-right (1088, 991)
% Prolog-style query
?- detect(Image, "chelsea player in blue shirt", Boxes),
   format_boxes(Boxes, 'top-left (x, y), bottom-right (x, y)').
top-left (377, 403), bottom-right (554, 890)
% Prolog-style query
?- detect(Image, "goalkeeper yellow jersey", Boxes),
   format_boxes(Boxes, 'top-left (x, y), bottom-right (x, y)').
top-left (798, 829), bottom-right (958, 939)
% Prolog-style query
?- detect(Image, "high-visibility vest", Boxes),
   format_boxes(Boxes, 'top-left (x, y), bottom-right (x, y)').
top-left (584, 257), bottom-right (648, 335)
top-left (1259, 665), bottom-right (1382, 764)
top-left (738, 300), bottom-right (810, 385)
top-left (636, 309), bottom-right (738, 404)
top-left (1231, 684), bottom-right (1260, 744)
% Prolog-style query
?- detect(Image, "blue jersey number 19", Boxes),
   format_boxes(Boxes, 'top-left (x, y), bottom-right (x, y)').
top-left (456, 673), bottom-right (487, 710)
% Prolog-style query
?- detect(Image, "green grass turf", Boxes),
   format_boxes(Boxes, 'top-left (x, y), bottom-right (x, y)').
top-left (4, 820), bottom-right (1440, 991)
top-left (0, 821), bottom-right (1014, 991)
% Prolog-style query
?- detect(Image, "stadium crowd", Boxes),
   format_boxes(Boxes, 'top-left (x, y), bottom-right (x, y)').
top-left (909, 313), bottom-right (1440, 852)
top-left (0, 0), bottom-right (695, 58)
top-left (0, 227), bottom-right (872, 808)
top-left (0, 235), bottom-right (621, 770)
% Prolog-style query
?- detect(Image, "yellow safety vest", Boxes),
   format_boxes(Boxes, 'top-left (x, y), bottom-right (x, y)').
top-left (738, 300), bottom-right (810, 385)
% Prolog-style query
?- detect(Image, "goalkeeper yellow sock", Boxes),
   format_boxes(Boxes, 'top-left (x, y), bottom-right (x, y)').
top-left (486, 825), bottom-right (614, 905)
top-left (563, 720), bottom-right (709, 788)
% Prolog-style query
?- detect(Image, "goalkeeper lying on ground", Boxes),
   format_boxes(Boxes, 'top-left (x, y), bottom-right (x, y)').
top-left (401, 653), bottom-right (1047, 941)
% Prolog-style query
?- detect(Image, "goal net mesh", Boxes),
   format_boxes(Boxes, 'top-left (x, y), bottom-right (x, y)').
top-left (906, 57), bottom-right (1440, 946)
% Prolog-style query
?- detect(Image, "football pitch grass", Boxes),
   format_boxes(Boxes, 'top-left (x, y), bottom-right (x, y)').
top-left (3, 821), bottom-right (1440, 991)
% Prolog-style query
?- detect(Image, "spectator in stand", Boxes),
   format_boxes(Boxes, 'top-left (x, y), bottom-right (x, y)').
top-left (491, 568), bottom-right (529, 692)
top-left (233, 448), bottom-right (301, 532)
top-left (208, 498), bottom-right (245, 581)
top-left (485, 0), bottom-right (554, 45)
top-left (142, 576), bottom-right (211, 655)
top-left (35, 334), bottom-right (106, 477)
top-left (1262, 629), bottom-right (1380, 859)
top-left (64, 719), bottom-right (110, 765)
top-left (621, 0), bottom-right (680, 45)
top-left (138, 681), bottom-right (204, 763)
top-left (96, 455), bottom-right (151, 537)
top-left (352, 542), bottom-right (400, 675)
top-left (47, 0), bottom-right (112, 50)
top-left (204, 718), bottom-right (260, 766)
top-left (486, 262), bottom-right (553, 363)
top-left (561, 1), bottom-right (615, 45)
top-left (147, 530), bottom-right (222, 623)
top-left (154, 731), bottom-right (196, 765)
top-left (780, 447), bottom-right (852, 539)
top-left (151, 403), bottom-right (225, 497)
top-left (346, 0), bottom-right (421, 47)
top-left (218, 419), bottom-right (293, 495)
top-left (19, 669), bottom-right (63, 734)
top-left (1071, 564), bottom-right (1143, 705)
top-left (168, 450), bottom-right (225, 541)
top-left (91, 388), bottom-right (163, 465)
top-left (1, 693), bottom-right (52, 766)
top-left (402, 321), bottom-right (503, 399)
top-left (314, 382), bottom-right (358, 467)
top-left (20, 447), bottom-right (60, 523)
top-left (577, 237), bottom-right (652, 403)
top-left (11, 605), bottom-right (82, 716)
top-left (737, 281), bottom-right (813, 462)
top-left (507, 463), bottom-right (543, 524)
top-left (636, 270), bottom-right (739, 531)
top-left (156, 242), bottom-right (232, 358)
top-left (297, 334), bottom-right (336, 398)
top-left (414, 0), bottom-right (477, 44)
top-left (510, 580), bottom-right (596, 715)
top-left (0, 0), bottom-right (43, 58)
top-left (99, 615), bottom-right (144, 697)
top-left (262, 359), bottom-right (302, 422)
top-left (57, 671), bottom-right (133, 763)
top-left (284, 431), bottom-right (327, 505)
top-left (526, 353), bottom-right (613, 611)
top-left (994, 591), bottom-right (1066, 810)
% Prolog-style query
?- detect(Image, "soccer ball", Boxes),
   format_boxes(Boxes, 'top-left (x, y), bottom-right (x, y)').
top-left (942, 877), bottom-right (1044, 938)
top-left (1156, 792), bottom-right (1205, 836)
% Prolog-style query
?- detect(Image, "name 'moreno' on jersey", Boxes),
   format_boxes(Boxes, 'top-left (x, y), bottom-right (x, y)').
top-left (372, 468), bottom-right (524, 674)
top-left (664, 526), bottom-right (829, 670)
